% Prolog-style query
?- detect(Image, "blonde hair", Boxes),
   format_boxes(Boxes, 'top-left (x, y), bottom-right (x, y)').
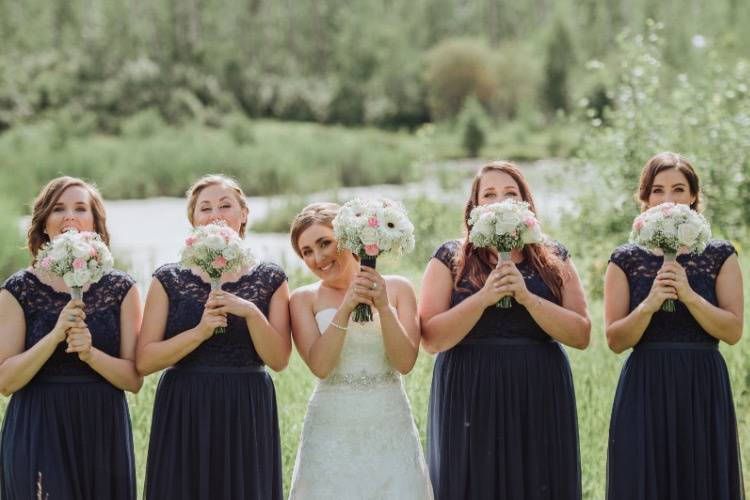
top-left (185, 174), bottom-right (249, 237)
top-left (289, 202), bottom-right (340, 257)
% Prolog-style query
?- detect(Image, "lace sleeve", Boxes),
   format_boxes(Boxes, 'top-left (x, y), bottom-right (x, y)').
top-left (153, 263), bottom-right (180, 301)
top-left (546, 240), bottom-right (570, 261)
top-left (708, 240), bottom-right (737, 273)
top-left (608, 244), bottom-right (636, 274)
top-left (432, 240), bottom-right (461, 274)
top-left (256, 262), bottom-right (288, 295)
top-left (1, 270), bottom-right (29, 308)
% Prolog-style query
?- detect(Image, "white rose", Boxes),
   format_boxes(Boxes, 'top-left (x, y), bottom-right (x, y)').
top-left (222, 245), bottom-right (239, 261)
top-left (522, 224), bottom-right (543, 244)
top-left (677, 222), bottom-right (701, 247)
top-left (205, 234), bottom-right (226, 251)
top-left (495, 211), bottom-right (522, 235)
top-left (73, 268), bottom-right (92, 286)
top-left (72, 242), bottom-right (92, 258)
top-left (49, 246), bottom-right (69, 262)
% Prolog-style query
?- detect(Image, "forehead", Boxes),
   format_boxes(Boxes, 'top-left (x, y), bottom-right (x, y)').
top-left (196, 183), bottom-right (237, 202)
top-left (56, 185), bottom-right (90, 203)
top-left (298, 223), bottom-right (333, 247)
top-left (479, 170), bottom-right (519, 191)
top-left (653, 168), bottom-right (690, 185)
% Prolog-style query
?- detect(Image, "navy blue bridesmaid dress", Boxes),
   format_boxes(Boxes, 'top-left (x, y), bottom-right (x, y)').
top-left (143, 262), bottom-right (286, 500)
top-left (427, 240), bottom-right (581, 500)
top-left (607, 241), bottom-right (744, 500)
top-left (1, 270), bottom-right (137, 500)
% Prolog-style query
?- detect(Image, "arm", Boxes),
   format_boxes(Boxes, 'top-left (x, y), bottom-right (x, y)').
top-left (663, 256), bottom-right (743, 344)
top-left (419, 259), bottom-right (504, 354)
top-left (504, 259), bottom-right (591, 349)
top-left (135, 278), bottom-right (225, 375)
top-left (365, 272), bottom-right (419, 374)
top-left (235, 282), bottom-right (292, 372)
top-left (604, 262), bottom-right (677, 353)
top-left (0, 291), bottom-right (80, 395)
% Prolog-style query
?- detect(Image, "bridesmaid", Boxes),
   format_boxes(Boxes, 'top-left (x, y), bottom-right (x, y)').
top-left (0, 176), bottom-right (142, 500)
top-left (420, 161), bottom-right (591, 500)
top-left (137, 174), bottom-right (291, 500)
top-left (605, 152), bottom-right (744, 499)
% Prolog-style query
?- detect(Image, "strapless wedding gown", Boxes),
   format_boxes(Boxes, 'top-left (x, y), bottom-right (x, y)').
top-left (288, 309), bottom-right (433, 500)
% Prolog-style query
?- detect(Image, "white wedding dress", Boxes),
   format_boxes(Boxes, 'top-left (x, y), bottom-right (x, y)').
top-left (289, 308), bottom-right (433, 500)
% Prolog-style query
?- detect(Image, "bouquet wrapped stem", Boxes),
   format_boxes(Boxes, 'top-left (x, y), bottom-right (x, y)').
top-left (70, 287), bottom-right (83, 301)
top-left (496, 251), bottom-right (513, 308)
top-left (662, 253), bottom-right (677, 312)
top-left (210, 279), bottom-right (226, 335)
top-left (353, 254), bottom-right (377, 323)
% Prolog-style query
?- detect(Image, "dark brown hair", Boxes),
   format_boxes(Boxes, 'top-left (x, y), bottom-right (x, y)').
top-left (186, 174), bottom-right (249, 237)
top-left (454, 161), bottom-right (566, 302)
top-left (637, 152), bottom-right (701, 212)
top-left (28, 177), bottom-right (110, 262)
top-left (290, 202), bottom-right (340, 257)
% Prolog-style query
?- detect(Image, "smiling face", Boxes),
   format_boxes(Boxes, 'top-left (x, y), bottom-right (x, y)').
top-left (191, 183), bottom-right (248, 234)
top-left (476, 170), bottom-right (522, 206)
top-left (43, 185), bottom-right (96, 239)
top-left (646, 168), bottom-right (697, 209)
top-left (296, 223), bottom-right (357, 282)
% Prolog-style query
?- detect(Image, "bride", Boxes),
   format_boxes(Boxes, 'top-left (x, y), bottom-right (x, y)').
top-left (287, 203), bottom-right (433, 500)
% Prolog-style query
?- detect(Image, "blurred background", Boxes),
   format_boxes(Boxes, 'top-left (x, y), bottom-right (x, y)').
top-left (0, 1), bottom-right (748, 497)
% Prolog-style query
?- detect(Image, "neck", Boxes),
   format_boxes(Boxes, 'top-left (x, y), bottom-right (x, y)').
top-left (321, 265), bottom-right (357, 291)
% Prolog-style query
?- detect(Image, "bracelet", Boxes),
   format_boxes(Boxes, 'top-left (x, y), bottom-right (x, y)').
top-left (329, 321), bottom-right (348, 332)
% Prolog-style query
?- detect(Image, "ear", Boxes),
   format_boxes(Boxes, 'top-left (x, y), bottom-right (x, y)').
top-left (241, 206), bottom-right (249, 224)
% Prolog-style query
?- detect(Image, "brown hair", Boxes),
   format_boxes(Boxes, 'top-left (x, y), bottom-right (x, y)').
top-left (637, 152), bottom-right (702, 212)
top-left (454, 161), bottom-right (566, 302)
top-left (290, 202), bottom-right (340, 257)
top-left (28, 177), bottom-right (110, 262)
top-left (186, 174), bottom-right (249, 237)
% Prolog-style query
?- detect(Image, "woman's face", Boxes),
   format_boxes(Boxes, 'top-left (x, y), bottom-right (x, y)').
top-left (296, 223), bottom-right (357, 282)
top-left (44, 185), bottom-right (96, 239)
top-left (647, 168), bottom-right (696, 209)
top-left (476, 170), bottom-right (522, 206)
top-left (192, 183), bottom-right (247, 234)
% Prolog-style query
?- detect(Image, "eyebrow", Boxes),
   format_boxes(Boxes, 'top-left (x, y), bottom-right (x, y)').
top-left (199, 196), bottom-right (232, 204)
top-left (652, 182), bottom-right (687, 188)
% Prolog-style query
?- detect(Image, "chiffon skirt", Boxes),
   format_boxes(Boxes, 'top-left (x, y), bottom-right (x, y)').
top-left (607, 342), bottom-right (744, 500)
top-left (1, 375), bottom-right (135, 500)
top-left (428, 337), bottom-right (581, 500)
top-left (144, 365), bottom-right (282, 500)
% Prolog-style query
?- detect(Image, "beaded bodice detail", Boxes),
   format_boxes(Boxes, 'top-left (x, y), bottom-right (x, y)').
top-left (154, 262), bottom-right (286, 368)
top-left (315, 309), bottom-right (398, 386)
top-left (609, 240), bottom-right (736, 344)
top-left (1, 269), bottom-right (135, 378)
top-left (433, 239), bottom-right (569, 342)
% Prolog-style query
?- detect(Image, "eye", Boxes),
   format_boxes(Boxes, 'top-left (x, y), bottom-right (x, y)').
top-left (220, 204), bottom-right (231, 209)
top-left (320, 240), bottom-right (331, 248)
top-left (201, 207), bottom-right (211, 212)
top-left (302, 249), bottom-right (312, 257)
top-left (75, 206), bottom-right (88, 212)
top-left (483, 192), bottom-right (496, 199)
top-left (652, 188), bottom-right (663, 194)
top-left (674, 187), bottom-right (685, 193)
top-left (504, 192), bottom-right (518, 198)
top-left (52, 206), bottom-right (64, 212)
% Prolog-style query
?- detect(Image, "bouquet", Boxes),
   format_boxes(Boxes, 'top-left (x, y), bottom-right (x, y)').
top-left (35, 229), bottom-right (114, 301)
top-left (629, 202), bottom-right (711, 312)
top-left (467, 199), bottom-right (543, 308)
top-left (332, 198), bottom-right (415, 322)
top-left (180, 222), bottom-right (255, 333)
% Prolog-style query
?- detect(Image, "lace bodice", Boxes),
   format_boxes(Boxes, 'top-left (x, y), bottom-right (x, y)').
top-left (155, 262), bottom-right (286, 368)
top-left (432, 239), bottom-right (569, 342)
top-left (609, 240), bottom-right (737, 343)
top-left (315, 309), bottom-right (396, 382)
top-left (1, 269), bottom-right (135, 378)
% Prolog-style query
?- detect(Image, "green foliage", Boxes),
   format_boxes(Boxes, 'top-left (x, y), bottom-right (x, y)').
top-left (542, 19), bottom-right (575, 113)
top-left (562, 21), bottom-right (750, 297)
top-left (0, 201), bottom-right (27, 279)
top-left (424, 38), bottom-right (497, 120)
top-left (459, 97), bottom-right (488, 158)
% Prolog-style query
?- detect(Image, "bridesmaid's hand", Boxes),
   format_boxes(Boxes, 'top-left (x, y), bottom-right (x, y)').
top-left (197, 304), bottom-right (228, 339)
top-left (65, 324), bottom-right (93, 362)
top-left (641, 274), bottom-right (678, 314)
top-left (357, 267), bottom-right (389, 312)
top-left (206, 290), bottom-right (259, 320)
top-left (657, 261), bottom-right (695, 302)
top-left (478, 267), bottom-right (507, 308)
top-left (495, 261), bottom-right (533, 307)
top-left (53, 300), bottom-right (86, 343)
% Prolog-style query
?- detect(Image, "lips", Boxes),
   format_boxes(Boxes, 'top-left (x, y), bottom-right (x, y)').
top-left (319, 262), bottom-right (334, 272)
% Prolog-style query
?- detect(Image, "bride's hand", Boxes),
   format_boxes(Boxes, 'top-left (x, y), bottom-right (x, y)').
top-left (357, 267), bottom-right (389, 312)
top-left (342, 273), bottom-right (374, 314)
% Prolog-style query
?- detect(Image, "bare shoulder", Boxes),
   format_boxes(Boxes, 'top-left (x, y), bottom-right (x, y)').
top-left (290, 282), bottom-right (322, 307)
top-left (384, 275), bottom-right (416, 295)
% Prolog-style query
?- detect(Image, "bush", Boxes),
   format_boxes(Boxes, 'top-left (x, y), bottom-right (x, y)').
top-left (458, 97), bottom-right (488, 158)
top-left (424, 38), bottom-right (497, 121)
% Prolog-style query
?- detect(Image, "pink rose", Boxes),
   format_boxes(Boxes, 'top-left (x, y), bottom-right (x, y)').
top-left (72, 258), bottom-right (86, 270)
top-left (633, 218), bottom-right (644, 231)
top-left (89, 247), bottom-right (97, 257)
top-left (40, 257), bottom-right (53, 269)
top-left (367, 217), bottom-right (379, 228)
top-left (523, 217), bottom-right (537, 228)
top-left (364, 244), bottom-right (379, 256)
top-left (220, 228), bottom-right (232, 241)
top-left (212, 256), bottom-right (227, 269)
top-left (186, 236), bottom-right (197, 247)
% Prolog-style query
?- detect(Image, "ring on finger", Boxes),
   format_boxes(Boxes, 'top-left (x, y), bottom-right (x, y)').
top-left (68, 314), bottom-right (76, 321)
